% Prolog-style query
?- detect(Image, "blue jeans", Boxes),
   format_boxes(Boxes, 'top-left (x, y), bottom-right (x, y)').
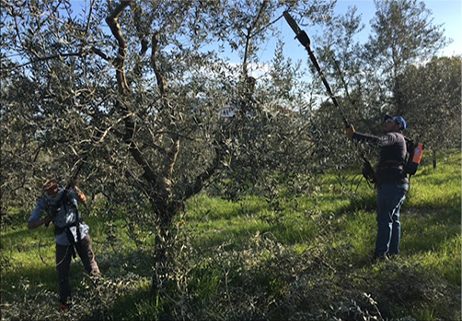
top-left (375, 183), bottom-right (407, 255)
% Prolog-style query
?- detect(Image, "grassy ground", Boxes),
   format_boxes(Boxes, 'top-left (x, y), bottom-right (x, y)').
top-left (1, 151), bottom-right (460, 321)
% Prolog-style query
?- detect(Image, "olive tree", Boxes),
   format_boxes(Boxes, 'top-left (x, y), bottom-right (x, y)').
top-left (1, 0), bottom-right (337, 298)
top-left (398, 56), bottom-right (462, 167)
top-left (289, 0), bottom-right (454, 185)
top-left (363, 0), bottom-right (448, 118)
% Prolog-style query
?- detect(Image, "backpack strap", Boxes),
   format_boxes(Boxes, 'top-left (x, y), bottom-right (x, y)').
top-left (54, 218), bottom-right (83, 259)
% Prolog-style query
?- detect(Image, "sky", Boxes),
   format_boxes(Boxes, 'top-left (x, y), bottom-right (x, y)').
top-left (68, 0), bottom-right (461, 56)
top-left (236, 0), bottom-right (462, 77)
top-left (333, 0), bottom-right (462, 57)
top-left (67, 0), bottom-right (461, 77)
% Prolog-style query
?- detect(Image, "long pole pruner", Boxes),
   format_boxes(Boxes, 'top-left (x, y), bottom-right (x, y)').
top-left (283, 11), bottom-right (375, 184)
top-left (283, 11), bottom-right (350, 127)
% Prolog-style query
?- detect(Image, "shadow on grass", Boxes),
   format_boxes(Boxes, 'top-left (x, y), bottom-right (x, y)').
top-left (334, 192), bottom-right (377, 215)
top-left (403, 207), bottom-right (460, 254)
top-left (187, 198), bottom-right (270, 223)
top-left (1, 236), bottom-right (156, 301)
top-left (1, 258), bottom-right (59, 302)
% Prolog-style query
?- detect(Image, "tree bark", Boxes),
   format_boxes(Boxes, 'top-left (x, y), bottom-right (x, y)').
top-left (150, 201), bottom-right (181, 299)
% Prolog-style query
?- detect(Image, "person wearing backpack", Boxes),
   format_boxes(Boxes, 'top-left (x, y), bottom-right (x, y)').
top-left (27, 178), bottom-right (100, 311)
top-left (345, 115), bottom-right (409, 262)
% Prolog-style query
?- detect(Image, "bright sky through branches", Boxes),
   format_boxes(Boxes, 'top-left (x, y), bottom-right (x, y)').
top-left (252, 0), bottom-right (462, 78)
top-left (334, 0), bottom-right (462, 57)
top-left (68, 0), bottom-right (461, 77)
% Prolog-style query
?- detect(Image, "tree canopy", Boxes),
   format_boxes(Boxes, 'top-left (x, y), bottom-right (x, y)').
top-left (1, 0), bottom-right (460, 298)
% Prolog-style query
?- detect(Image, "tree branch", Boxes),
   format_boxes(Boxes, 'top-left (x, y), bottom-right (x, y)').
top-left (105, 0), bottom-right (132, 94)
top-left (184, 145), bottom-right (221, 200)
top-left (151, 32), bottom-right (168, 96)
top-left (1, 51), bottom-right (85, 71)
top-left (242, 0), bottom-right (268, 76)
top-left (105, 0), bottom-right (161, 192)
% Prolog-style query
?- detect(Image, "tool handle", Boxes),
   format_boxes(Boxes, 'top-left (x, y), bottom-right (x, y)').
top-left (284, 11), bottom-right (349, 127)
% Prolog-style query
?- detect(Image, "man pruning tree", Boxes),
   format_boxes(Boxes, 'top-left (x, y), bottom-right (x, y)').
top-left (345, 116), bottom-right (409, 262)
top-left (27, 177), bottom-right (100, 311)
top-left (282, 11), bottom-right (420, 263)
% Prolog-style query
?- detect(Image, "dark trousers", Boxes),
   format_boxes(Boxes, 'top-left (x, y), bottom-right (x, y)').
top-left (56, 235), bottom-right (100, 305)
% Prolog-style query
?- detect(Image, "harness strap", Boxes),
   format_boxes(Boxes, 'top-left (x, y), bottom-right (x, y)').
top-left (55, 219), bottom-right (83, 259)
top-left (379, 165), bottom-right (404, 170)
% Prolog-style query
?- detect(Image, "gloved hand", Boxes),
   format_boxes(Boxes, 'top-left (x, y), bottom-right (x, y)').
top-left (73, 185), bottom-right (87, 205)
top-left (345, 124), bottom-right (355, 140)
top-left (43, 215), bottom-right (52, 227)
top-left (70, 175), bottom-right (79, 188)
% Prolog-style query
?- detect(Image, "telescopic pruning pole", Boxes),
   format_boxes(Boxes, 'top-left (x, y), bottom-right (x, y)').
top-left (283, 11), bottom-right (375, 183)
top-left (283, 11), bottom-right (349, 127)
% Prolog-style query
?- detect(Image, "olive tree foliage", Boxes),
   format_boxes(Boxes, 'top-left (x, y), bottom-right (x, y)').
top-left (285, 6), bottom-right (375, 178)
top-left (398, 56), bottom-right (462, 167)
top-left (362, 0), bottom-right (448, 119)
top-left (1, 1), bottom-right (134, 219)
top-left (1, 0), bottom-right (336, 296)
top-left (305, 0), bottom-right (452, 177)
top-left (309, 6), bottom-right (371, 172)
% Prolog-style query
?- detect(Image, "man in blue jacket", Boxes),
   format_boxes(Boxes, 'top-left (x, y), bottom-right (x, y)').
top-left (346, 115), bottom-right (409, 262)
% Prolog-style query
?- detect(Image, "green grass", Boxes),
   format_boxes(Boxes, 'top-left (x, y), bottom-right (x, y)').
top-left (1, 150), bottom-right (460, 321)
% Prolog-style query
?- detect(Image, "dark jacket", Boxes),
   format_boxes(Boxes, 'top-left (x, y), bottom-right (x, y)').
top-left (353, 131), bottom-right (408, 185)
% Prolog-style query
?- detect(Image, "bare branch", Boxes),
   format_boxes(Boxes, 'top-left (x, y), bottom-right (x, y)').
top-left (105, 0), bottom-right (132, 94)
top-left (185, 145), bottom-right (221, 200)
top-left (90, 47), bottom-right (112, 62)
top-left (0, 51), bottom-right (84, 71)
top-left (104, 0), bottom-right (168, 199)
top-left (151, 32), bottom-right (168, 96)
top-left (85, 0), bottom-right (97, 35)
top-left (243, 0), bottom-right (268, 76)
top-left (96, 112), bottom-right (134, 145)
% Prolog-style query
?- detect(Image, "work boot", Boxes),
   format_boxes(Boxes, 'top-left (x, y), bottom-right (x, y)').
top-left (387, 253), bottom-right (399, 260)
top-left (372, 252), bottom-right (389, 264)
top-left (59, 303), bottom-right (71, 312)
